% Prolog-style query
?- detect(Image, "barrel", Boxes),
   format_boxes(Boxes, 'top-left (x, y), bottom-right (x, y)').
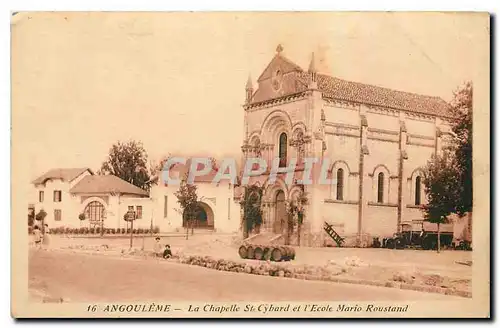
top-left (238, 245), bottom-right (248, 259)
top-left (246, 246), bottom-right (255, 259)
top-left (285, 246), bottom-right (296, 261)
top-left (254, 245), bottom-right (264, 260)
top-left (271, 247), bottom-right (284, 262)
top-left (262, 246), bottom-right (272, 261)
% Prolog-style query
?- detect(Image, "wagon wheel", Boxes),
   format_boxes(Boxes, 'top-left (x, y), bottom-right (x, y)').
top-left (254, 246), bottom-right (264, 260)
top-left (247, 246), bottom-right (255, 259)
top-left (238, 245), bottom-right (248, 259)
top-left (271, 247), bottom-right (283, 262)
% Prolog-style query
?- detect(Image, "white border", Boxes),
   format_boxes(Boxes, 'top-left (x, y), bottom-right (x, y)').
top-left (3, 0), bottom-right (497, 326)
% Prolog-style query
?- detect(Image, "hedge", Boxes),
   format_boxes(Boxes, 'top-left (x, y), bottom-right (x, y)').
top-left (39, 226), bottom-right (161, 235)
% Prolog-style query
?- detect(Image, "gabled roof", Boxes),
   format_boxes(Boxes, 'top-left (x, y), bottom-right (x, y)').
top-left (32, 168), bottom-right (92, 185)
top-left (257, 54), bottom-right (303, 82)
top-left (250, 53), bottom-right (453, 118)
top-left (70, 175), bottom-right (149, 197)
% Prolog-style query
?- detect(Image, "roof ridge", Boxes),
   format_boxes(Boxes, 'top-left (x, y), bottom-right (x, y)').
top-left (317, 72), bottom-right (446, 102)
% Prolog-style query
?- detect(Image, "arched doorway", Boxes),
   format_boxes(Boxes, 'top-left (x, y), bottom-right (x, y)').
top-left (183, 202), bottom-right (214, 229)
top-left (84, 201), bottom-right (106, 228)
top-left (274, 190), bottom-right (286, 234)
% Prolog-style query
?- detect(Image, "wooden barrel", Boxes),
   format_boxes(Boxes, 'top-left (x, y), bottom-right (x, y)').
top-left (254, 245), bottom-right (264, 260)
top-left (262, 246), bottom-right (272, 261)
top-left (238, 245), bottom-right (247, 259)
top-left (247, 246), bottom-right (255, 259)
top-left (271, 247), bottom-right (284, 262)
top-left (283, 246), bottom-right (292, 261)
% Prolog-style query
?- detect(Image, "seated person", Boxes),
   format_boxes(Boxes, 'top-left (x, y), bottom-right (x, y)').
top-left (163, 244), bottom-right (172, 259)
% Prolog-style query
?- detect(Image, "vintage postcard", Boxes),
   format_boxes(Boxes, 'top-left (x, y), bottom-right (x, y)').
top-left (11, 12), bottom-right (490, 318)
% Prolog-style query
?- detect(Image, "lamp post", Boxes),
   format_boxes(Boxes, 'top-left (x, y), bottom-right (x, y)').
top-left (124, 209), bottom-right (136, 249)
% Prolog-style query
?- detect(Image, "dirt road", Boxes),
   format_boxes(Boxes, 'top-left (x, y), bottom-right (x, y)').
top-left (29, 250), bottom-right (461, 302)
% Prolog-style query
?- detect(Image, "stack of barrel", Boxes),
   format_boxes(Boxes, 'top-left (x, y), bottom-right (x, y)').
top-left (238, 244), bottom-right (295, 262)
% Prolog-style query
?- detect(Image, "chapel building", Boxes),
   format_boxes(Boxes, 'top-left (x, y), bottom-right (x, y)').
top-left (240, 45), bottom-right (459, 247)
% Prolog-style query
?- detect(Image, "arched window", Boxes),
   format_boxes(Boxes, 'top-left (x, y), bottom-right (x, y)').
top-left (377, 172), bottom-right (384, 203)
top-left (336, 168), bottom-right (344, 201)
top-left (415, 176), bottom-right (422, 205)
top-left (84, 201), bottom-right (105, 228)
top-left (279, 133), bottom-right (287, 167)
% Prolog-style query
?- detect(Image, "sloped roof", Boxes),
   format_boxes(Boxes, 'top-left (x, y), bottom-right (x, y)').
top-left (257, 54), bottom-right (303, 82)
top-left (166, 160), bottom-right (223, 184)
top-left (70, 175), bottom-right (149, 197)
top-left (250, 53), bottom-right (453, 117)
top-left (32, 168), bottom-right (91, 185)
top-left (297, 72), bottom-right (452, 117)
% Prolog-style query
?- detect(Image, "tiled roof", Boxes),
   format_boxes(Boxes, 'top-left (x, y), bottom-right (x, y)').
top-left (307, 73), bottom-right (452, 117)
top-left (32, 168), bottom-right (91, 185)
top-left (250, 53), bottom-right (453, 117)
top-left (70, 175), bottom-right (149, 197)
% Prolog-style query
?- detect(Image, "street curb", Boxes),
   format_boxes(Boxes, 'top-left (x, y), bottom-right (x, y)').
top-left (176, 255), bottom-right (472, 299)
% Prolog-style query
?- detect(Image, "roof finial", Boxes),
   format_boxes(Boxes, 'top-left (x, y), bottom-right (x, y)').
top-left (308, 52), bottom-right (317, 73)
top-left (276, 44), bottom-right (284, 55)
top-left (245, 74), bottom-right (253, 90)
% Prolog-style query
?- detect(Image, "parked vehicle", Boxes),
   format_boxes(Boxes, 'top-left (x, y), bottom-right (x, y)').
top-left (383, 221), bottom-right (454, 250)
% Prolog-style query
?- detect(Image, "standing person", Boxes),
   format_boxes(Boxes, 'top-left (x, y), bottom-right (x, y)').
top-left (153, 237), bottom-right (163, 258)
top-left (32, 226), bottom-right (42, 249)
top-left (42, 224), bottom-right (50, 250)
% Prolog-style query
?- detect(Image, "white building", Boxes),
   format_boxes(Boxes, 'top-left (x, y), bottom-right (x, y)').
top-left (31, 168), bottom-right (151, 230)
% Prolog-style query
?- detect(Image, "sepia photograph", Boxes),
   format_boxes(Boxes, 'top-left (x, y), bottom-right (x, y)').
top-left (10, 11), bottom-right (490, 318)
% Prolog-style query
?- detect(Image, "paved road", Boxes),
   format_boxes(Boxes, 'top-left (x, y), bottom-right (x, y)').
top-left (29, 250), bottom-right (460, 302)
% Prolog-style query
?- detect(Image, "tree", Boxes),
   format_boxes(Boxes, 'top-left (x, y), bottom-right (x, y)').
top-left (240, 185), bottom-right (263, 239)
top-left (28, 207), bottom-right (35, 227)
top-left (35, 209), bottom-right (47, 234)
top-left (99, 140), bottom-right (151, 191)
top-left (450, 82), bottom-right (473, 217)
top-left (286, 186), bottom-right (309, 246)
top-left (421, 82), bottom-right (473, 251)
top-left (422, 151), bottom-right (461, 253)
top-left (174, 176), bottom-right (199, 240)
top-left (78, 213), bottom-right (86, 227)
top-left (149, 154), bottom-right (173, 186)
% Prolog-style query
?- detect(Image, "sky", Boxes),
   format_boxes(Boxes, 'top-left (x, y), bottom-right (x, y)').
top-left (11, 12), bottom-right (488, 188)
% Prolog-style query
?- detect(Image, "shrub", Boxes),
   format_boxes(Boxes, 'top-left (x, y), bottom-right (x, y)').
top-left (96, 227), bottom-right (101, 234)
top-left (152, 226), bottom-right (160, 234)
top-left (144, 228), bottom-right (150, 234)
top-left (78, 213), bottom-right (86, 221)
top-left (90, 227), bottom-right (95, 234)
top-left (65, 227), bottom-right (72, 234)
top-left (133, 228), bottom-right (138, 234)
top-left (79, 227), bottom-right (85, 234)
top-left (138, 228), bottom-right (144, 234)
top-left (35, 209), bottom-right (47, 222)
